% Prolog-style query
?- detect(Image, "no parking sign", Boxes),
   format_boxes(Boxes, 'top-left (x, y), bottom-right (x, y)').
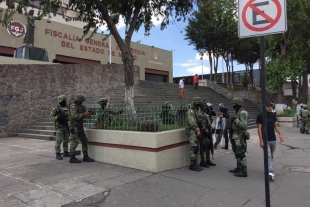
top-left (238, 0), bottom-right (287, 38)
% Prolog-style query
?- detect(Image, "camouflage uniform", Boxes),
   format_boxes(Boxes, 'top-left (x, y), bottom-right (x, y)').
top-left (96, 98), bottom-right (108, 129)
top-left (201, 101), bottom-right (216, 166)
top-left (186, 97), bottom-right (204, 171)
top-left (50, 95), bottom-right (70, 160)
top-left (230, 97), bottom-right (248, 177)
top-left (68, 94), bottom-right (94, 163)
top-left (299, 105), bottom-right (310, 134)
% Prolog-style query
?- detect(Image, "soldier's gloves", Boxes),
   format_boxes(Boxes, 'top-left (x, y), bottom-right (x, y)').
top-left (230, 116), bottom-right (236, 123)
top-left (82, 112), bottom-right (91, 117)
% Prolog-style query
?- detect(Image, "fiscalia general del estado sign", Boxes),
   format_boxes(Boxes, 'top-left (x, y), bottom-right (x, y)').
top-left (44, 28), bottom-right (146, 59)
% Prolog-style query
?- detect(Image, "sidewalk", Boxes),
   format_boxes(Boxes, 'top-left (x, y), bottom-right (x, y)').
top-left (0, 127), bottom-right (309, 207)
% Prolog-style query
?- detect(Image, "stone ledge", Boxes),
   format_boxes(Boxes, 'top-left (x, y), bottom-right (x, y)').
top-left (85, 129), bottom-right (190, 173)
top-left (277, 117), bottom-right (297, 128)
top-left (205, 79), bottom-right (259, 103)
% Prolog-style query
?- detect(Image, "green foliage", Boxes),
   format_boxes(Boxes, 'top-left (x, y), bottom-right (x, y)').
top-left (241, 72), bottom-right (250, 89)
top-left (0, 8), bottom-right (16, 26)
top-left (185, 0), bottom-right (237, 77)
top-left (277, 109), bottom-right (295, 117)
top-left (264, 0), bottom-right (310, 99)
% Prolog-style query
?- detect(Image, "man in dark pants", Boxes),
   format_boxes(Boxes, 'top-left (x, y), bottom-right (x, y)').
top-left (256, 101), bottom-right (284, 181)
top-left (214, 103), bottom-right (230, 150)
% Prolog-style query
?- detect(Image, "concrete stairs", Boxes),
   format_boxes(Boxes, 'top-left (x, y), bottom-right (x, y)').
top-left (17, 118), bottom-right (57, 140)
top-left (17, 80), bottom-right (259, 139)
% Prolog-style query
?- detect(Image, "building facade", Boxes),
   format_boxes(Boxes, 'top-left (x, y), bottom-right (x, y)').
top-left (0, 3), bottom-right (173, 83)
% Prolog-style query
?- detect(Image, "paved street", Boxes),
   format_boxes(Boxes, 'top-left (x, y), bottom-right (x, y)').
top-left (0, 127), bottom-right (309, 207)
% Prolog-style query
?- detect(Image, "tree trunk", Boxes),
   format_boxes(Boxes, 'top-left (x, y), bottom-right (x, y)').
top-left (291, 80), bottom-right (297, 100)
top-left (302, 69), bottom-right (308, 104)
top-left (276, 84), bottom-right (284, 103)
top-left (249, 65), bottom-right (254, 90)
top-left (298, 75), bottom-right (302, 100)
top-left (208, 52), bottom-right (213, 81)
top-left (214, 55), bottom-right (219, 84)
top-left (231, 58), bottom-right (234, 90)
top-left (225, 56), bottom-right (230, 89)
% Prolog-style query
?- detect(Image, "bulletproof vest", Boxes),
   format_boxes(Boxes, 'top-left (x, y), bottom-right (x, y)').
top-left (232, 108), bottom-right (248, 134)
top-left (68, 103), bottom-right (86, 126)
top-left (197, 110), bottom-right (209, 128)
top-left (54, 105), bottom-right (69, 128)
top-left (301, 109), bottom-right (309, 119)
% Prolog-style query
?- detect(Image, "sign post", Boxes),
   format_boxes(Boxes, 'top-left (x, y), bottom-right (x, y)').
top-left (238, 1), bottom-right (287, 207)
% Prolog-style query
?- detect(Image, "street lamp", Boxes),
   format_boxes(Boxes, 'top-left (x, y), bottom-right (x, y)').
top-left (171, 49), bottom-right (175, 81)
top-left (200, 53), bottom-right (203, 80)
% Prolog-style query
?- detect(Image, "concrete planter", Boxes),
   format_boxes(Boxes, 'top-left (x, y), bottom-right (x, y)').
top-left (277, 117), bottom-right (297, 128)
top-left (85, 129), bottom-right (189, 173)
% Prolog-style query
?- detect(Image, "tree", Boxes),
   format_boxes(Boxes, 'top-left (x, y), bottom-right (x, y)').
top-left (0, 0), bottom-right (194, 124)
top-left (185, 0), bottom-right (237, 84)
top-left (233, 38), bottom-right (260, 89)
top-left (264, 0), bottom-right (310, 111)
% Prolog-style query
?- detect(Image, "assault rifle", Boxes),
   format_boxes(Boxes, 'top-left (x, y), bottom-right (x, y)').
top-left (57, 106), bottom-right (69, 133)
top-left (193, 109), bottom-right (214, 159)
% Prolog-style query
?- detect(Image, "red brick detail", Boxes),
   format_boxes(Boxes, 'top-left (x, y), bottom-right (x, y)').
top-left (88, 141), bottom-right (189, 152)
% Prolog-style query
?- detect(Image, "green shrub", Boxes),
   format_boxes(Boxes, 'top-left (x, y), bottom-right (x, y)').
top-left (277, 109), bottom-right (294, 117)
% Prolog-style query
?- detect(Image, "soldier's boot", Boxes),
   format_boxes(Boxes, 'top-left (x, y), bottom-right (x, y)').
top-left (189, 161), bottom-right (202, 172)
top-left (56, 153), bottom-right (63, 160)
top-left (83, 154), bottom-right (95, 162)
top-left (63, 151), bottom-right (70, 157)
top-left (200, 161), bottom-right (209, 168)
top-left (229, 167), bottom-right (239, 173)
top-left (234, 158), bottom-right (247, 177)
top-left (206, 160), bottom-right (216, 166)
top-left (234, 169), bottom-right (248, 177)
top-left (69, 155), bottom-right (82, 163)
top-left (229, 163), bottom-right (240, 173)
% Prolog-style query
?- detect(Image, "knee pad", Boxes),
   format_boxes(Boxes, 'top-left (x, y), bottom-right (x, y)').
top-left (191, 146), bottom-right (199, 154)
top-left (240, 156), bottom-right (247, 166)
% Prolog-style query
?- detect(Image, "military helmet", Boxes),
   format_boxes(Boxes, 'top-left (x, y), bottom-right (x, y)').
top-left (98, 98), bottom-right (108, 104)
top-left (201, 100), bottom-right (208, 106)
top-left (192, 97), bottom-right (202, 104)
top-left (303, 104), bottom-right (308, 109)
top-left (219, 103), bottom-right (226, 108)
top-left (75, 94), bottom-right (85, 102)
top-left (57, 95), bottom-right (66, 102)
top-left (231, 97), bottom-right (244, 106)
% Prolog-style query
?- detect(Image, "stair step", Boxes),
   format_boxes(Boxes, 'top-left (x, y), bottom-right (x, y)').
top-left (22, 129), bottom-right (56, 136)
top-left (17, 133), bottom-right (56, 141)
top-left (35, 122), bottom-right (55, 126)
top-left (29, 125), bottom-right (55, 130)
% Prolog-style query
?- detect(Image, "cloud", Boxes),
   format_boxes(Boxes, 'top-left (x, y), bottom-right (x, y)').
top-left (174, 62), bottom-right (198, 67)
top-left (186, 65), bottom-right (211, 75)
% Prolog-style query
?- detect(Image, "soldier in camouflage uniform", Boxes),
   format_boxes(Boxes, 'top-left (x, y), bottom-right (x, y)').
top-left (50, 95), bottom-right (70, 160)
top-left (186, 97), bottom-right (204, 171)
top-left (201, 100), bottom-right (216, 167)
top-left (299, 104), bottom-right (310, 134)
top-left (96, 98), bottom-right (109, 129)
top-left (229, 97), bottom-right (248, 177)
top-left (68, 94), bottom-right (95, 163)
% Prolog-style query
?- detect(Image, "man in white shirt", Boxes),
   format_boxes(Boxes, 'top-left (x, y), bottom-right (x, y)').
top-left (179, 78), bottom-right (185, 99)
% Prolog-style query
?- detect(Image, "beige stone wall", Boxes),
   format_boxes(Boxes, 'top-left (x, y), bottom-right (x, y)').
top-left (0, 64), bottom-right (139, 137)
top-left (0, 11), bottom-right (173, 82)
top-left (0, 56), bottom-right (56, 64)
